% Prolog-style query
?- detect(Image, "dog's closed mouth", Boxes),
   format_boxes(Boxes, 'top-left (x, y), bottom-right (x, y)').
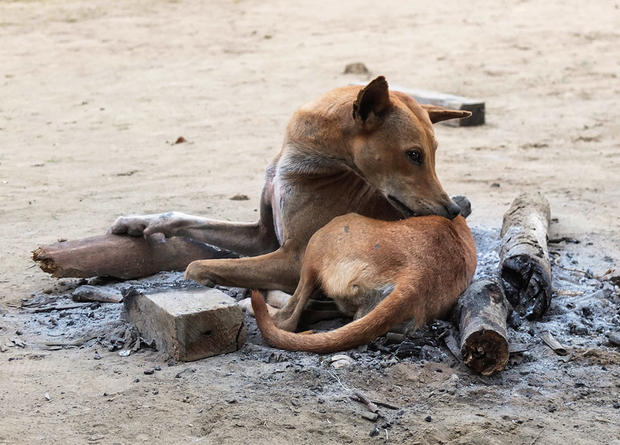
top-left (387, 195), bottom-right (416, 218)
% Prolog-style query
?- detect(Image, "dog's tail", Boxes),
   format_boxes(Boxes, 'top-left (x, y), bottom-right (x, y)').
top-left (251, 287), bottom-right (414, 353)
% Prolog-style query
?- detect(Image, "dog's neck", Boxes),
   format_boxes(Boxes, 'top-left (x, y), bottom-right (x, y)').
top-left (279, 102), bottom-right (361, 178)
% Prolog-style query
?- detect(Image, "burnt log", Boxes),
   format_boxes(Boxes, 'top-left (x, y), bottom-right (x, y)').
top-left (499, 192), bottom-right (552, 319)
top-left (455, 279), bottom-right (510, 376)
top-left (32, 234), bottom-right (237, 280)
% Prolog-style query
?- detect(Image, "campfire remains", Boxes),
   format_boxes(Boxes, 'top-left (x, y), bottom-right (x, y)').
top-left (30, 193), bottom-right (556, 374)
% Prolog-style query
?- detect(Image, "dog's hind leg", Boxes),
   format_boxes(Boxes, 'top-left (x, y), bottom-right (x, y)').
top-left (269, 275), bottom-right (318, 332)
top-left (184, 240), bottom-right (302, 294)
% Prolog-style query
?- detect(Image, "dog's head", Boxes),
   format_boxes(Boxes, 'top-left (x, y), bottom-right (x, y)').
top-left (350, 76), bottom-right (470, 220)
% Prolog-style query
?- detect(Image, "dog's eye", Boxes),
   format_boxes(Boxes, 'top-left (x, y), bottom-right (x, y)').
top-left (405, 150), bottom-right (423, 166)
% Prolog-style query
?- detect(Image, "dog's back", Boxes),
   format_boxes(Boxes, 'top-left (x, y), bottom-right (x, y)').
top-left (252, 214), bottom-right (477, 352)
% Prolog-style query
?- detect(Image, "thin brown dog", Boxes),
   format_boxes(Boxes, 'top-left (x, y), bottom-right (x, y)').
top-left (110, 77), bottom-right (471, 295)
top-left (251, 213), bottom-right (476, 353)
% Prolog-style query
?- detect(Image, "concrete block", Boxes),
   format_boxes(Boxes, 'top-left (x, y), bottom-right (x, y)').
top-left (123, 288), bottom-right (246, 361)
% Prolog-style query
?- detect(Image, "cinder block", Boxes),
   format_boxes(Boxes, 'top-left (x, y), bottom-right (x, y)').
top-left (123, 288), bottom-right (246, 361)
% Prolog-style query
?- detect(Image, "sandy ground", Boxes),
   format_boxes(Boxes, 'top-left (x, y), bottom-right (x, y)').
top-left (1, 0), bottom-right (619, 443)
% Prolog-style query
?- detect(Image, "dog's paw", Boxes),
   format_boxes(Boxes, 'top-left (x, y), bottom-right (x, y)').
top-left (184, 260), bottom-right (216, 287)
top-left (238, 297), bottom-right (255, 315)
top-left (109, 212), bottom-right (184, 237)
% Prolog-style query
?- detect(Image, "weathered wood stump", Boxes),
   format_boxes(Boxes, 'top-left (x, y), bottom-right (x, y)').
top-left (32, 234), bottom-right (237, 280)
top-left (455, 279), bottom-right (510, 376)
top-left (499, 192), bottom-right (552, 319)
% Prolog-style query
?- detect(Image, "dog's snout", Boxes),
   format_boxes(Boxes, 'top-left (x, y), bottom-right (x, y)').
top-left (444, 201), bottom-right (461, 220)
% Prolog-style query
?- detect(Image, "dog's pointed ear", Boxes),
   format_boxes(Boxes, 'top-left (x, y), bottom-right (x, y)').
top-left (353, 76), bottom-right (391, 126)
top-left (421, 104), bottom-right (472, 124)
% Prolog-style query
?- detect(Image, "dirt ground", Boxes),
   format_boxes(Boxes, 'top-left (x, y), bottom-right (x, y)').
top-left (1, 0), bottom-right (619, 444)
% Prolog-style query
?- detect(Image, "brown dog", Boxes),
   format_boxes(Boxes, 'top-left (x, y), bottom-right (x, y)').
top-left (251, 213), bottom-right (476, 353)
top-left (110, 77), bottom-right (470, 293)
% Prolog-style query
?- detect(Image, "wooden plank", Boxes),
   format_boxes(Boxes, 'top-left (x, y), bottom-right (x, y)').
top-left (353, 82), bottom-right (485, 126)
top-left (123, 288), bottom-right (246, 361)
top-left (393, 85), bottom-right (485, 127)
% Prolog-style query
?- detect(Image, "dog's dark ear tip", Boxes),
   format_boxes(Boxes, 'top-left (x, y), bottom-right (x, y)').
top-left (354, 75), bottom-right (391, 123)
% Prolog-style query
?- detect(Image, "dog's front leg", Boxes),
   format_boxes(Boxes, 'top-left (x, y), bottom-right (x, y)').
top-left (109, 179), bottom-right (281, 257)
top-left (184, 241), bottom-right (302, 294)
top-left (110, 211), bottom-right (199, 238)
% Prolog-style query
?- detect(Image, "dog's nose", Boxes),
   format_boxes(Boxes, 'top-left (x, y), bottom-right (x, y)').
top-left (444, 201), bottom-right (461, 220)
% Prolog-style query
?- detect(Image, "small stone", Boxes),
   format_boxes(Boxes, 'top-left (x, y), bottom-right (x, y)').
top-left (175, 368), bottom-right (195, 379)
top-left (44, 392), bottom-right (51, 401)
top-left (331, 359), bottom-right (352, 369)
top-left (10, 337), bottom-right (25, 348)
top-left (143, 368), bottom-right (155, 375)
top-left (229, 194), bottom-right (250, 201)
top-left (118, 350), bottom-right (131, 357)
top-left (134, 378), bottom-right (140, 383)
top-left (425, 415), bottom-right (432, 422)
top-left (15, 330), bottom-right (23, 336)
top-left (369, 427), bottom-right (380, 437)
top-left (330, 354), bottom-right (353, 363)
top-left (93, 352), bottom-right (102, 360)
top-left (344, 63), bottom-right (369, 75)
top-left (607, 332), bottom-right (620, 346)
top-left (174, 136), bottom-right (187, 144)
top-left (361, 412), bottom-right (379, 422)
top-left (72, 285), bottom-right (123, 303)
top-left (490, 182), bottom-right (500, 188)
top-left (569, 322), bottom-right (588, 336)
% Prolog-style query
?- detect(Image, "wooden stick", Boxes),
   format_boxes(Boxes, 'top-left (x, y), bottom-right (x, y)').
top-left (32, 234), bottom-right (237, 280)
top-left (455, 279), bottom-right (510, 376)
top-left (540, 331), bottom-right (568, 356)
top-left (350, 390), bottom-right (385, 419)
top-left (26, 303), bottom-right (87, 313)
top-left (499, 192), bottom-right (552, 319)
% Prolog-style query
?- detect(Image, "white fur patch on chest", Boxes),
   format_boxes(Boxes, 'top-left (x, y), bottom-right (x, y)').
top-left (271, 176), bottom-right (286, 245)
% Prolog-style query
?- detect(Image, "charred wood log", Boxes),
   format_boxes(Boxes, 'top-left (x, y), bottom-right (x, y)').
top-left (32, 234), bottom-right (237, 280)
top-left (455, 279), bottom-right (510, 376)
top-left (499, 192), bottom-right (552, 319)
